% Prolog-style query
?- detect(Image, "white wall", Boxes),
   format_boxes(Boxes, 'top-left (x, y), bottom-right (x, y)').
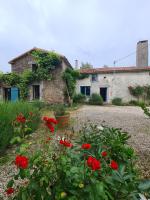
top-left (76, 71), bottom-right (150, 103)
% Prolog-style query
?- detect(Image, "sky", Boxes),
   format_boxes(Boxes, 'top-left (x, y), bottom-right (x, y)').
top-left (0, 0), bottom-right (150, 72)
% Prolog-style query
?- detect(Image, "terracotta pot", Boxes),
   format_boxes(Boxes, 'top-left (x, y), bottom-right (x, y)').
top-left (55, 114), bottom-right (70, 128)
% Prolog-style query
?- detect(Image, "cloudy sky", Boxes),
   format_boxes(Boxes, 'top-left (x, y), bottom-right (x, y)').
top-left (0, 0), bottom-right (150, 72)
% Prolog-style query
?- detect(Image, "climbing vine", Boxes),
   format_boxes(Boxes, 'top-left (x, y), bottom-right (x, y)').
top-left (0, 50), bottom-right (61, 100)
top-left (128, 85), bottom-right (150, 102)
top-left (62, 68), bottom-right (89, 100)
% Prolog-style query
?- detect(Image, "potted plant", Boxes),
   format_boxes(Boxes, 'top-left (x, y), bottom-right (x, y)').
top-left (54, 104), bottom-right (70, 128)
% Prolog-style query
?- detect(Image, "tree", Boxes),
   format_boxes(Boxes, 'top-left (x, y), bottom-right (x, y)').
top-left (80, 62), bottom-right (93, 69)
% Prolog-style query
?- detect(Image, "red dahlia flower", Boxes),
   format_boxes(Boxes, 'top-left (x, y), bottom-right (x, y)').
top-left (101, 151), bottom-right (107, 157)
top-left (81, 143), bottom-right (91, 149)
top-left (15, 155), bottom-right (28, 169)
top-left (110, 160), bottom-right (118, 170)
top-left (16, 113), bottom-right (26, 123)
top-left (6, 187), bottom-right (14, 195)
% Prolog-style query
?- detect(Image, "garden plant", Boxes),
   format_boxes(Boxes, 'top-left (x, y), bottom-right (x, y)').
top-left (5, 116), bottom-right (150, 199)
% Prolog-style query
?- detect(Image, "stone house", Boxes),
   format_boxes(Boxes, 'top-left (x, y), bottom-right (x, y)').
top-left (76, 41), bottom-right (150, 103)
top-left (76, 66), bottom-right (150, 103)
top-left (1, 47), bottom-right (72, 103)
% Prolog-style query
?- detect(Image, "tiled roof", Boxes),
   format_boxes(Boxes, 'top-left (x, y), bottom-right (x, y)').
top-left (8, 47), bottom-right (72, 68)
top-left (80, 66), bottom-right (150, 74)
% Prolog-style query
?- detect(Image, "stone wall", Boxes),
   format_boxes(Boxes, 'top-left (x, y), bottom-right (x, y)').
top-left (42, 62), bottom-right (67, 104)
top-left (11, 54), bottom-right (35, 74)
top-left (76, 71), bottom-right (150, 103)
top-left (10, 54), bottom-right (69, 103)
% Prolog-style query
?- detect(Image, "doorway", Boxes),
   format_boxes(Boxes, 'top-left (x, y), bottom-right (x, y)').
top-left (33, 85), bottom-right (40, 100)
top-left (100, 87), bottom-right (107, 102)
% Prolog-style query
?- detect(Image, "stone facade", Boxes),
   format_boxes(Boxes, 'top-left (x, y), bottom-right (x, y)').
top-left (76, 68), bottom-right (150, 103)
top-left (11, 54), bottom-right (35, 74)
top-left (9, 48), bottom-right (72, 103)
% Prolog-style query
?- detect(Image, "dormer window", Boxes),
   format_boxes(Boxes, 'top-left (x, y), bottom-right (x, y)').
top-left (32, 64), bottom-right (38, 72)
top-left (91, 74), bottom-right (98, 82)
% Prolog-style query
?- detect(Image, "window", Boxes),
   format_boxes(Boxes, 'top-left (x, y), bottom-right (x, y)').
top-left (80, 86), bottom-right (90, 96)
top-left (32, 64), bottom-right (38, 72)
top-left (33, 85), bottom-right (40, 100)
top-left (91, 74), bottom-right (98, 82)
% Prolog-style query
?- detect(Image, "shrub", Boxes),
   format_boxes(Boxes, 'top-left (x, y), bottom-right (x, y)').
top-left (7, 123), bottom-right (150, 199)
top-left (112, 97), bottom-right (122, 106)
top-left (0, 102), bottom-right (41, 154)
top-left (129, 100), bottom-right (139, 106)
top-left (73, 93), bottom-right (86, 103)
top-left (89, 93), bottom-right (103, 105)
top-left (54, 104), bottom-right (67, 116)
top-left (31, 100), bottom-right (46, 110)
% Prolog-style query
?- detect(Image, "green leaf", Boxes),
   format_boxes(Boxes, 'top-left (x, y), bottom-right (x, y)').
top-left (138, 180), bottom-right (150, 191)
top-left (7, 179), bottom-right (14, 188)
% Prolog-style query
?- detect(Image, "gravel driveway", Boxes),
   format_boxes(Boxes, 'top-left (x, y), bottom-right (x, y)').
top-left (72, 105), bottom-right (150, 178)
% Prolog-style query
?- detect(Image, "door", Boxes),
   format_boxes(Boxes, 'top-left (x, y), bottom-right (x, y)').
top-left (100, 87), bottom-right (107, 102)
top-left (33, 85), bottom-right (40, 100)
top-left (4, 88), bottom-right (11, 101)
top-left (11, 87), bottom-right (19, 102)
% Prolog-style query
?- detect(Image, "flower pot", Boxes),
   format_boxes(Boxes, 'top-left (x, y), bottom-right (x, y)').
top-left (55, 114), bottom-right (70, 128)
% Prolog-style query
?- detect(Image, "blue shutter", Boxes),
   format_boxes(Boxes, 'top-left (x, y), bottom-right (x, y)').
top-left (11, 87), bottom-right (19, 102)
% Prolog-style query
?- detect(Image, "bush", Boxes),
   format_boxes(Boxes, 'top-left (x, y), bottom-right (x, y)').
top-left (73, 93), bottom-right (86, 103)
top-left (7, 123), bottom-right (150, 199)
top-left (54, 104), bottom-right (67, 116)
top-left (0, 102), bottom-right (41, 154)
top-left (89, 93), bottom-right (103, 105)
top-left (112, 97), bottom-right (122, 106)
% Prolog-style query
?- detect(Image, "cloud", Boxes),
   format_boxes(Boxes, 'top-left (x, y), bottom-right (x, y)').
top-left (0, 0), bottom-right (150, 72)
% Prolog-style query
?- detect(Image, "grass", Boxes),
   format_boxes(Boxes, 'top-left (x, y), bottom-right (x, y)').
top-left (0, 101), bottom-right (41, 154)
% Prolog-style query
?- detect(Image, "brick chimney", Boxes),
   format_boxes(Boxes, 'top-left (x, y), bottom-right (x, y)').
top-left (136, 40), bottom-right (148, 67)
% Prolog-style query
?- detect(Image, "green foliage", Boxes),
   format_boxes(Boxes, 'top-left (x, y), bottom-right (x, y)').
top-left (8, 123), bottom-right (150, 199)
top-left (128, 85), bottom-right (150, 103)
top-left (0, 102), bottom-right (40, 153)
top-left (63, 68), bottom-right (80, 98)
top-left (32, 50), bottom-right (61, 70)
top-left (112, 97), bottom-right (122, 106)
top-left (140, 103), bottom-right (150, 118)
top-left (73, 93), bottom-right (86, 103)
top-left (54, 104), bottom-right (67, 116)
top-left (89, 93), bottom-right (103, 105)
top-left (80, 62), bottom-right (93, 69)
top-left (128, 86), bottom-right (144, 98)
top-left (129, 100), bottom-right (139, 106)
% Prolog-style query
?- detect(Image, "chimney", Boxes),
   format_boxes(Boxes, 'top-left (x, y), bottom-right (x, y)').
top-left (136, 40), bottom-right (148, 67)
top-left (75, 59), bottom-right (79, 69)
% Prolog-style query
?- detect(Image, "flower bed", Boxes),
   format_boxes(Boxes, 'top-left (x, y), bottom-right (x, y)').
top-left (0, 102), bottom-right (41, 154)
top-left (5, 118), bottom-right (150, 199)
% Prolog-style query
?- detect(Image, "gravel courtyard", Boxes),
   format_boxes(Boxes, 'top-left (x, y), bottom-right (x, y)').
top-left (72, 105), bottom-right (150, 178)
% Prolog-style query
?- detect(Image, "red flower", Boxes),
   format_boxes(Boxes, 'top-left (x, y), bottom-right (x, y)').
top-left (87, 156), bottom-right (94, 167)
top-left (47, 137), bottom-right (51, 141)
top-left (81, 143), bottom-right (91, 149)
top-left (59, 139), bottom-right (73, 148)
top-left (91, 159), bottom-right (100, 170)
top-left (15, 155), bottom-right (28, 169)
top-left (29, 112), bottom-right (33, 116)
top-left (59, 139), bottom-right (64, 145)
top-left (16, 113), bottom-right (26, 123)
top-left (43, 117), bottom-right (58, 132)
top-left (101, 151), bottom-right (107, 157)
top-left (6, 188), bottom-right (14, 195)
top-left (46, 123), bottom-right (55, 132)
top-left (110, 160), bottom-right (118, 170)
top-left (87, 156), bottom-right (101, 171)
